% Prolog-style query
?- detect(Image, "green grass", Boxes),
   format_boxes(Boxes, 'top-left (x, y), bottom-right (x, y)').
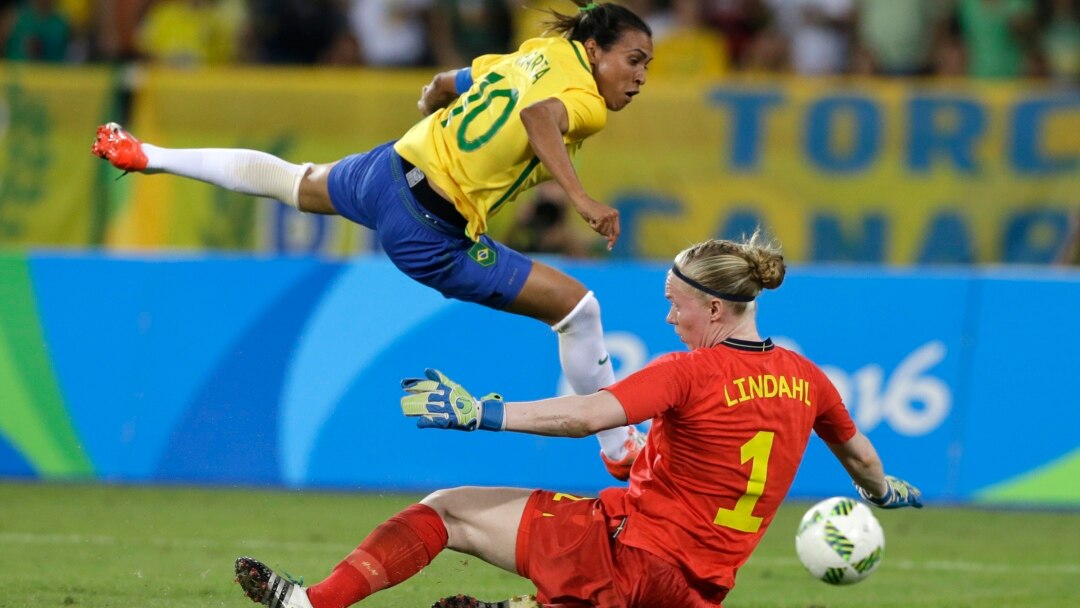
top-left (1, 482), bottom-right (1077, 608)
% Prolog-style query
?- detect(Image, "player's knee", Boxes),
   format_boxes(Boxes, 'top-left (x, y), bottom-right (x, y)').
top-left (420, 488), bottom-right (475, 551)
top-left (419, 488), bottom-right (451, 514)
top-left (296, 163), bottom-right (337, 214)
top-left (549, 279), bottom-right (590, 324)
top-left (508, 263), bottom-right (587, 325)
top-left (552, 290), bottom-right (602, 334)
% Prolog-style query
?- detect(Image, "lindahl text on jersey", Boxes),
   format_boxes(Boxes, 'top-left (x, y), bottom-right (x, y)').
top-left (724, 375), bottom-right (812, 407)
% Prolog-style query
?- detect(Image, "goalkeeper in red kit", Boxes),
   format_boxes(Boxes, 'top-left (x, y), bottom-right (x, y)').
top-left (234, 231), bottom-right (922, 608)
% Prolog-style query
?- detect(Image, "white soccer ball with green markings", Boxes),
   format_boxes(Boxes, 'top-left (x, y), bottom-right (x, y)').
top-left (794, 496), bottom-right (885, 585)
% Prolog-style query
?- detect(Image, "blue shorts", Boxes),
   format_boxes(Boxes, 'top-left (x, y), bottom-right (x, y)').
top-left (327, 141), bottom-right (532, 309)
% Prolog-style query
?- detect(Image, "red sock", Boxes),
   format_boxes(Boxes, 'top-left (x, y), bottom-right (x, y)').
top-left (306, 504), bottom-right (448, 608)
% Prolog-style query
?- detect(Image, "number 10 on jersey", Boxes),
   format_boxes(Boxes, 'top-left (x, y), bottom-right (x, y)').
top-left (441, 73), bottom-right (520, 152)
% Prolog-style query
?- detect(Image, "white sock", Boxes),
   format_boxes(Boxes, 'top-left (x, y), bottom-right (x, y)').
top-left (142, 144), bottom-right (309, 207)
top-left (289, 586), bottom-right (313, 608)
top-left (553, 291), bottom-right (634, 460)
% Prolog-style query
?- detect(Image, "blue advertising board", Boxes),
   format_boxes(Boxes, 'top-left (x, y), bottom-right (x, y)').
top-left (1, 254), bottom-right (1077, 505)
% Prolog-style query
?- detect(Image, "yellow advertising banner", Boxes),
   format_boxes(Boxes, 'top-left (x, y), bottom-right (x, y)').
top-left (108, 69), bottom-right (1078, 263)
top-left (589, 77), bottom-right (1079, 264)
top-left (0, 65), bottom-right (116, 247)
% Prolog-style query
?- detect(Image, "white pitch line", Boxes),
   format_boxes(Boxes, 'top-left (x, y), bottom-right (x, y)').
top-left (0, 532), bottom-right (116, 545)
top-left (0, 531), bottom-right (344, 554)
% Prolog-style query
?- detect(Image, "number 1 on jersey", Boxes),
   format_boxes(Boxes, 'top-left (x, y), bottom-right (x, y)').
top-left (713, 431), bottom-right (775, 533)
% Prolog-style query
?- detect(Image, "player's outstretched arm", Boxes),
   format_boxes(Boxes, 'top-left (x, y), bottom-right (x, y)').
top-left (520, 98), bottom-right (620, 250)
top-left (827, 432), bottom-right (923, 509)
top-left (400, 368), bottom-right (627, 436)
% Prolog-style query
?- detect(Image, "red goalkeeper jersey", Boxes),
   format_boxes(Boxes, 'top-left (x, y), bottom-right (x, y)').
top-left (599, 338), bottom-right (857, 591)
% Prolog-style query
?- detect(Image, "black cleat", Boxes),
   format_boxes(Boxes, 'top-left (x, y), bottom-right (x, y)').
top-left (234, 556), bottom-right (312, 608)
top-left (431, 595), bottom-right (539, 608)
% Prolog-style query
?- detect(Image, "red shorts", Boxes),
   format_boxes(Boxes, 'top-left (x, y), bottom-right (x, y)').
top-left (514, 490), bottom-right (727, 608)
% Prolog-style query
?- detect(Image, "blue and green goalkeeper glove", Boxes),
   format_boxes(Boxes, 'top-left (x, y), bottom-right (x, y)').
top-left (400, 368), bottom-right (505, 431)
top-left (857, 475), bottom-right (923, 509)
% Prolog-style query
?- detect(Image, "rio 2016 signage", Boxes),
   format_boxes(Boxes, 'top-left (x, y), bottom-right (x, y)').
top-left (816, 340), bottom-right (950, 437)
top-left (567, 333), bottom-right (953, 440)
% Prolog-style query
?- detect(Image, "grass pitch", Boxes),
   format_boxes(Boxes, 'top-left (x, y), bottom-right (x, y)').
top-left (1, 482), bottom-right (1077, 608)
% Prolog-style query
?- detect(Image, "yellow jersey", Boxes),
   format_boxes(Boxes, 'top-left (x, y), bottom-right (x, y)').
top-left (395, 37), bottom-right (607, 240)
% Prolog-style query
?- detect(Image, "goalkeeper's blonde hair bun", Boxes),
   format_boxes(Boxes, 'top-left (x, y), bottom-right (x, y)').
top-left (673, 229), bottom-right (786, 312)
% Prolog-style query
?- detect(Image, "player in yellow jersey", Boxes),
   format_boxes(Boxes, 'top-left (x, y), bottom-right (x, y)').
top-left (92, 1), bottom-right (654, 480)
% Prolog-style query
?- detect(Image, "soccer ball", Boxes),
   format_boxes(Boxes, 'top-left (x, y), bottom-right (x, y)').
top-left (794, 496), bottom-right (885, 585)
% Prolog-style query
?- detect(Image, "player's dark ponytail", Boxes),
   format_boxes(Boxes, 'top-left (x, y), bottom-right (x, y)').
top-left (543, 1), bottom-right (652, 50)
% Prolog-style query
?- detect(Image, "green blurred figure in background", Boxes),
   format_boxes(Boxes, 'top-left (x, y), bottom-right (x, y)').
top-left (2, 0), bottom-right (70, 62)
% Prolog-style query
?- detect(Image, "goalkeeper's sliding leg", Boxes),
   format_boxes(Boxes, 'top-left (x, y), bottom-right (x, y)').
top-left (234, 487), bottom-right (536, 608)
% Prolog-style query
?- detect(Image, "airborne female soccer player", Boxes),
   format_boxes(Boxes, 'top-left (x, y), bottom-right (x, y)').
top-left (232, 232), bottom-right (922, 608)
top-left (92, 1), bottom-right (653, 478)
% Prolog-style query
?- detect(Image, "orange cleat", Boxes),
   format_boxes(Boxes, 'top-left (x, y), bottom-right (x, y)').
top-left (601, 427), bottom-right (647, 481)
top-left (91, 122), bottom-right (148, 172)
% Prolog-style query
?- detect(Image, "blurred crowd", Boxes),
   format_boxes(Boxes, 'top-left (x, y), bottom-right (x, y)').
top-left (0, 0), bottom-right (1077, 81)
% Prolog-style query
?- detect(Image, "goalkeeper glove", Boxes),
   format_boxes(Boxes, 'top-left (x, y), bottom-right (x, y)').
top-left (400, 368), bottom-right (505, 431)
top-left (857, 475), bottom-right (923, 509)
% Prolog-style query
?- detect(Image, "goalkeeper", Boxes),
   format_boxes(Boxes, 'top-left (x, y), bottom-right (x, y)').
top-left (92, 0), bottom-right (652, 480)
top-left (233, 233), bottom-right (922, 608)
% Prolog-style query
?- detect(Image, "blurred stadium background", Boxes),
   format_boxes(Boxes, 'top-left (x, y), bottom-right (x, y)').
top-left (1, 1), bottom-right (1078, 606)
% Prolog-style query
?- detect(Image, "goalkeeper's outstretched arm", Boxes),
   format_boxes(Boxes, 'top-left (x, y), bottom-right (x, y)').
top-left (400, 368), bottom-right (629, 436)
top-left (503, 391), bottom-right (629, 438)
top-left (828, 432), bottom-right (923, 509)
top-left (827, 432), bottom-right (887, 497)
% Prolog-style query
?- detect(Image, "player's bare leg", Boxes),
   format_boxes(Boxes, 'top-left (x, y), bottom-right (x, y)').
top-left (295, 163), bottom-right (337, 214)
top-left (233, 488), bottom-right (532, 607)
top-left (420, 486), bottom-right (533, 572)
top-left (507, 262), bottom-right (645, 479)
